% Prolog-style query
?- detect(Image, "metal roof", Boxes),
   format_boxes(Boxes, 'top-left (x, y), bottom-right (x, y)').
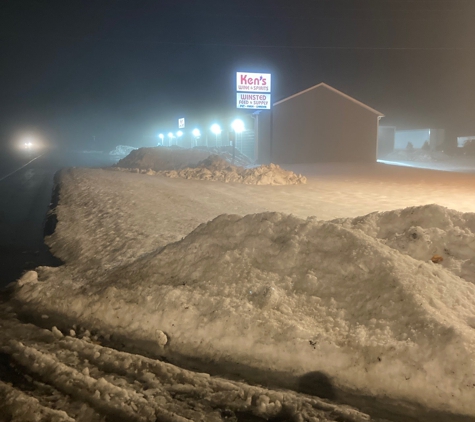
top-left (273, 82), bottom-right (385, 117)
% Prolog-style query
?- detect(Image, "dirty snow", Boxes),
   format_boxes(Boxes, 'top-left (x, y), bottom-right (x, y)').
top-left (114, 146), bottom-right (253, 171)
top-left (12, 206), bottom-right (475, 418)
top-left (0, 305), bottom-right (373, 422)
top-left (109, 145), bottom-right (138, 156)
top-left (114, 155), bottom-right (306, 185)
top-left (113, 148), bottom-right (305, 185)
top-left (1, 163), bottom-right (474, 421)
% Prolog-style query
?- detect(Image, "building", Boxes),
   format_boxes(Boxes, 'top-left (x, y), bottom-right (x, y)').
top-left (377, 126), bottom-right (396, 157)
top-left (257, 83), bottom-right (384, 164)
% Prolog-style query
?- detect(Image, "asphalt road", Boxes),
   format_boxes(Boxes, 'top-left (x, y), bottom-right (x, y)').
top-left (0, 149), bottom-right (119, 288)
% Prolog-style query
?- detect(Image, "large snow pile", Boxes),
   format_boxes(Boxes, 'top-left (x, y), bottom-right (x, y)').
top-left (114, 150), bottom-right (306, 185)
top-left (114, 146), bottom-right (253, 171)
top-left (12, 205), bottom-right (475, 417)
top-left (115, 147), bottom-right (212, 171)
top-left (157, 155), bottom-right (306, 185)
top-left (109, 145), bottom-right (138, 156)
top-left (193, 145), bottom-right (254, 167)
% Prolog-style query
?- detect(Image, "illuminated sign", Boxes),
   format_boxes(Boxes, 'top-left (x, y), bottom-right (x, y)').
top-left (178, 118), bottom-right (185, 128)
top-left (236, 93), bottom-right (271, 110)
top-left (236, 72), bottom-right (271, 93)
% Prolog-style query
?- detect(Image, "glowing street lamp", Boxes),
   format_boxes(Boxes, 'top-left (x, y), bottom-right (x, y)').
top-left (168, 132), bottom-right (174, 146)
top-left (192, 128), bottom-right (201, 146)
top-left (231, 119), bottom-right (245, 133)
top-left (158, 133), bottom-right (164, 145)
top-left (230, 119), bottom-right (245, 163)
top-left (176, 130), bottom-right (183, 146)
top-left (210, 124), bottom-right (222, 146)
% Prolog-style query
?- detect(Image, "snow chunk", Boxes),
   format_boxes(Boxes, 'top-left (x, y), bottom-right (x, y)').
top-left (156, 330), bottom-right (168, 347)
top-left (51, 326), bottom-right (63, 339)
top-left (17, 270), bottom-right (38, 286)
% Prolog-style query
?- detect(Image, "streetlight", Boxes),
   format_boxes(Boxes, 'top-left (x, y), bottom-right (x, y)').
top-left (176, 130), bottom-right (183, 147)
top-left (231, 119), bottom-right (245, 163)
top-left (158, 133), bottom-right (164, 146)
top-left (168, 132), bottom-right (174, 147)
top-left (192, 128), bottom-right (201, 147)
top-left (231, 119), bottom-right (245, 134)
top-left (210, 124), bottom-right (222, 147)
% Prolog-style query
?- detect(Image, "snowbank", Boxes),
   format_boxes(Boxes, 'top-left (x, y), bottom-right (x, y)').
top-left (333, 204), bottom-right (475, 285)
top-left (114, 146), bottom-right (253, 171)
top-left (192, 145), bottom-right (254, 167)
top-left (12, 205), bottom-right (475, 417)
top-left (109, 145), bottom-right (138, 156)
top-left (114, 154), bottom-right (307, 185)
top-left (115, 155), bottom-right (306, 185)
top-left (114, 146), bottom-right (212, 171)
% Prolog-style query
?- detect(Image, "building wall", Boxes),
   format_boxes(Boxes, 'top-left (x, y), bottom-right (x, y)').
top-left (256, 111), bottom-right (272, 164)
top-left (377, 126), bottom-right (396, 157)
top-left (271, 87), bottom-right (380, 164)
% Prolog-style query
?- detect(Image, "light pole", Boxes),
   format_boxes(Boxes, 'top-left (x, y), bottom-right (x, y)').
top-left (231, 119), bottom-right (245, 163)
top-left (192, 128), bottom-right (201, 147)
top-left (158, 133), bottom-right (164, 146)
top-left (167, 132), bottom-right (174, 147)
top-left (176, 130), bottom-right (183, 147)
top-left (210, 124), bottom-right (222, 148)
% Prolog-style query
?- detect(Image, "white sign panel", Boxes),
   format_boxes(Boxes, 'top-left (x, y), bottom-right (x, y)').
top-left (178, 118), bottom-right (185, 128)
top-left (236, 72), bottom-right (271, 92)
top-left (236, 93), bottom-right (271, 110)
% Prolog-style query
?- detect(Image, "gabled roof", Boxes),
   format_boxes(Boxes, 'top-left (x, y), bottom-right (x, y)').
top-left (273, 82), bottom-right (385, 117)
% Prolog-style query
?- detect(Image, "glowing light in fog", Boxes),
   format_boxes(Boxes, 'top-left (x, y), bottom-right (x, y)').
top-left (176, 130), bottom-right (183, 137)
top-left (210, 124), bottom-right (222, 135)
top-left (192, 128), bottom-right (201, 138)
top-left (231, 119), bottom-right (245, 133)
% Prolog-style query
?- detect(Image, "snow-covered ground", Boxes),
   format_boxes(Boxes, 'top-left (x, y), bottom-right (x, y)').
top-left (2, 162), bottom-right (475, 421)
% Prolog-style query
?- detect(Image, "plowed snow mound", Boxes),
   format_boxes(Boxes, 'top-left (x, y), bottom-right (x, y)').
top-left (114, 146), bottom-right (253, 170)
top-left (333, 204), bottom-right (475, 284)
top-left (14, 206), bottom-right (475, 417)
top-left (115, 147), bottom-right (211, 171)
top-left (194, 145), bottom-right (254, 167)
top-left (159, 155), bottom-right (306, 185)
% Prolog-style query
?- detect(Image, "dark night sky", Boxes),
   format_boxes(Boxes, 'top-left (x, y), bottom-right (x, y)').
top-left (1, 0), bottom-right (474, 150)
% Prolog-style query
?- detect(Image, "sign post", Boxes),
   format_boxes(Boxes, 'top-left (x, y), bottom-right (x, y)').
top-left (236, 71), bottom-right (272, 162)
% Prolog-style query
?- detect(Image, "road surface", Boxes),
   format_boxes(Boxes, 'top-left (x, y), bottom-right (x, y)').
top-left (0, 149), bottom-right (118, 288)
